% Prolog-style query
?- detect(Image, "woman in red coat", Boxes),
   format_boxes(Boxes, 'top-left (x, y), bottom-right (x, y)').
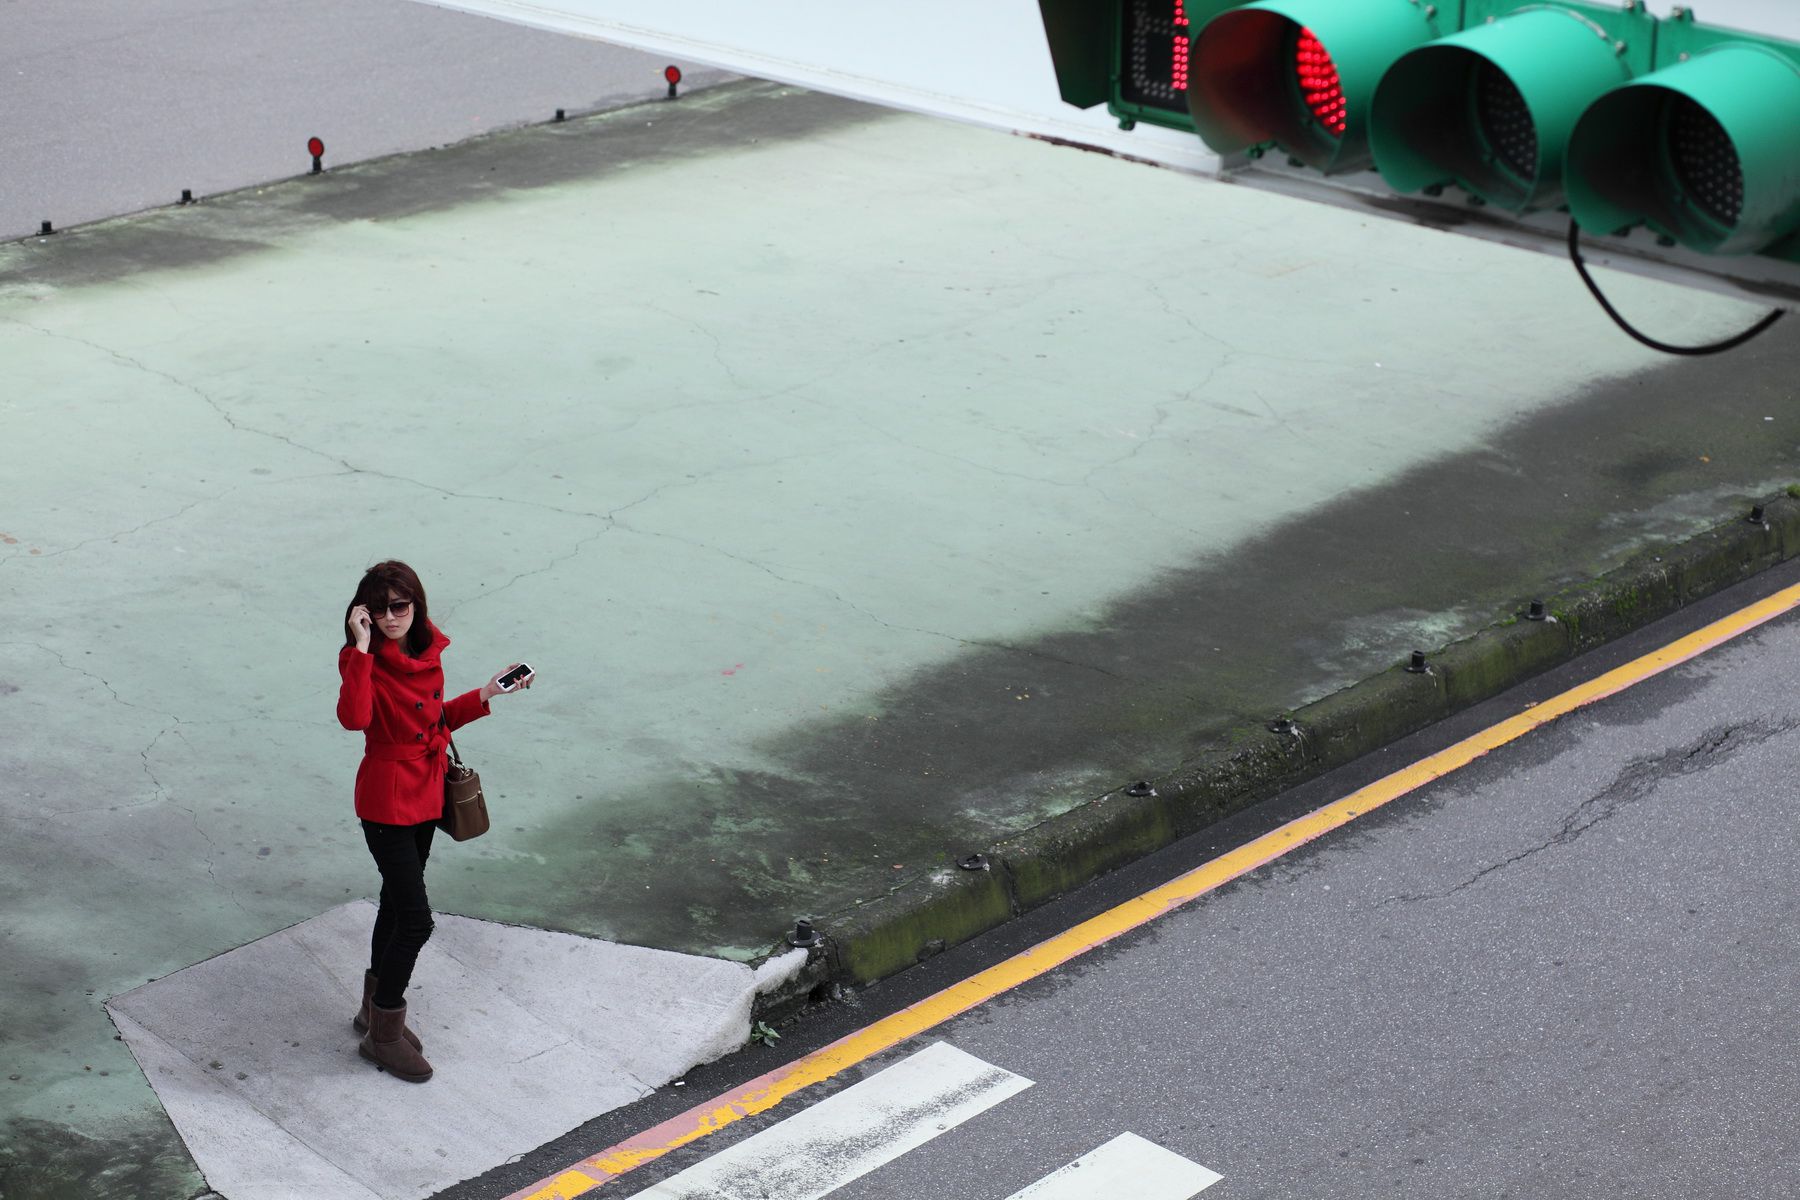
top-left (337, 560), bottom-right (530, 1083)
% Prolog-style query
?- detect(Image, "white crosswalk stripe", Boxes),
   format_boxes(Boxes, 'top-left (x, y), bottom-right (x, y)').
top-left (1001, 1131), bottom-right (1223, 1199)
top-left (632, 1041), bottom-right (1032, 1199)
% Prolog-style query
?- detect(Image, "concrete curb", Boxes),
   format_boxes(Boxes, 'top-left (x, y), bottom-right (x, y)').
top-left (755, 489), bottom-right (1800, 1017)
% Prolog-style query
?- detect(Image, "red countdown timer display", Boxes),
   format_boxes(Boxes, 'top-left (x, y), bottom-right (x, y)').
top-left (1120, 0), bottom-right (1190, 115)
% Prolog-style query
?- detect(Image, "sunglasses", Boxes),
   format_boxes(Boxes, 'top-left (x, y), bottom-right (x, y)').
top-left (368, 599), bottom-right (413, 617)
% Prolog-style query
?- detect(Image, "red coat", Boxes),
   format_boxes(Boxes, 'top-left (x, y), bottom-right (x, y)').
top-left (337, 623), bottom-right (489, 826)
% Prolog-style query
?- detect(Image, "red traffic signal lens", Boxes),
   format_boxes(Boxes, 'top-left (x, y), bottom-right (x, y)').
top-left (664, 65), bottom-right (682, 85)
top-left (307, 137), bottom-right (325, 158)
top-left (1294, 28), bottom-right (1346, 138)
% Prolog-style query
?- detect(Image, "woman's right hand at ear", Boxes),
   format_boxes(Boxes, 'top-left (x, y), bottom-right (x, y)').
top-left (348, 604), bottom-right (372, 653)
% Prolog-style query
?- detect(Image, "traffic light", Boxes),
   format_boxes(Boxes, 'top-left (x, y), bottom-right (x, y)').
top-left (1038, 0), bottom-right (1800, 347)
top-left (1054, 0), bottom-right (1800, 251)
top-left (1186, 0), bottom-right (1444, 173)
top-left (1369, 3), bottom-right (1651, 213)
top-left (1566, 25), bottom-right (1800, 257)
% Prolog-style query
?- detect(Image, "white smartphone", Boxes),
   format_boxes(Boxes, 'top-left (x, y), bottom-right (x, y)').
top-left (496, 663), bottom-right (535, 692)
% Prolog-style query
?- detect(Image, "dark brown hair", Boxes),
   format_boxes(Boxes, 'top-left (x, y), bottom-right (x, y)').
top-left (344, 560), bottom-right (433, 658)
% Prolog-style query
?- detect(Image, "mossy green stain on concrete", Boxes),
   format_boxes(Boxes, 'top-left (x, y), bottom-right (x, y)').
top-left (827, 868), bottom-right (1017, 986)
top-left (0, 1111), bottom-right (204, 1200)
top-left (819, 494), bottom-right (1800, 986)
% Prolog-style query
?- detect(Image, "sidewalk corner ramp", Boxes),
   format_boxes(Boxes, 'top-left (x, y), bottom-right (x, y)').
top-left (105, 899), bottom-right (808, 1200)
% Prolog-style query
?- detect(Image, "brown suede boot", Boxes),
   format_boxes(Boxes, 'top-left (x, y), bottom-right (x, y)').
top-left (352, 971), bottom-right (422, 1050)
top-left (358, 1002), bottom-right (433, 1083)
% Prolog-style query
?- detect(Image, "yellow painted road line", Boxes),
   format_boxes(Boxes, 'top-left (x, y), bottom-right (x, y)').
top-left (506, 579), bottom-right (1800, 1200)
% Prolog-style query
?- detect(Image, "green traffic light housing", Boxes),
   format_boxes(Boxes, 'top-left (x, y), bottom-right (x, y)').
top-left (1187, 0), bottom-right (1443, 173)
top-left (1369, 5), bottom-right (1645, 213)
top-left (1037, 0), bottom-right (1800, 298)
top-left (1567, 43), bottom-right (1800, 256)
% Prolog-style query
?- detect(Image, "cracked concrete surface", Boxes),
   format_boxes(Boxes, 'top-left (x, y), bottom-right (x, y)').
top-left (5, 81), bottom-right (1800, 1195)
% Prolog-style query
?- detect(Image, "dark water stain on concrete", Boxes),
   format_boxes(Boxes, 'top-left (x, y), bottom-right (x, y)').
top-left (0, 1112), bottom-right (204, 1200)
top-left (465, 317), bottom-right (1800, 958)
top-left (0, 83), bottom-right (896, 291)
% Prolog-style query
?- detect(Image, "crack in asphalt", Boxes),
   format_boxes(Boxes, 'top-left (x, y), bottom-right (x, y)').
top-left (1383, 719), bottom-right (1798, 905)
top-left (1, 316), bottom-right (353, 467)
top-left (803, 392), bottom-right (1086, 492)
top-left (1, 639), bottom-right (165, 714)
top-left (0, 316), bottom-right (622, 525)
top-left (438, 526), bottom-right (616, 621)
top-left (137, 727), bottom-right (172, 812)
top-left (644, 303), bottom-right (755, 395)
top-left (183, 800), bottom-right (254, 919)
top-left (5, 318), bottom-right (1131, 687)
top-left (31, 491), bottom-right (233, 562)
top-left (606, 517), bottom-right (1128, 683)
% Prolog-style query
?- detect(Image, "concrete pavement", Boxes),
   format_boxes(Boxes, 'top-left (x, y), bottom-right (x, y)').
top-left (4, 79), bottom-right (1800, 1197)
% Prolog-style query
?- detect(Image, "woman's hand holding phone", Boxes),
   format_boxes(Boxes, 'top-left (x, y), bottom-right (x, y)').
top-left (481, 663), bottom-right (534, 703)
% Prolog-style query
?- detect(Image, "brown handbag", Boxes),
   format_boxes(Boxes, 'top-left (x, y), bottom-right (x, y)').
top-left (440, 724), bottom-right (490, 842)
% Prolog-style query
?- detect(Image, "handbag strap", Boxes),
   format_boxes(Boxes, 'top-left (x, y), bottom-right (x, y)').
top-left (439, 711), bottom-right (464, 766)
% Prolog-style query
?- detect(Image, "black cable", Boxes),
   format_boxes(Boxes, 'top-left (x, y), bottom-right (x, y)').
top-left (1567, 220), bottom-right (1786, 356)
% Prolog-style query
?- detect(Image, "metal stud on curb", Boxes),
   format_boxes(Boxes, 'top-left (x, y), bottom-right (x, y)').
top-left (1749, 504), bottom-right (1766, 524)
top-left (1125, 780), bottom-right (1154, 797)
top-left (1268, 716), bottom-right (1296, 734)
top-left (179, 189), bottom-right (194, 205)
top-left (957, 853), bottom-right (990, 872)
top-left (1407, 650), bottom-right (1429, 673)
top-left (787, 919), bottom-right (821, 949)
top-left (553, 108), bottom-right (566, 123)
top-left (1527, 600), bottom-right (1548, 621)
top-left (39, 220), bottom-right (54, 236)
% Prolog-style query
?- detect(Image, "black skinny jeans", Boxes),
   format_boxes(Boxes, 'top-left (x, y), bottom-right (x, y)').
top-left (362, 818), bottom-right (437, 1009)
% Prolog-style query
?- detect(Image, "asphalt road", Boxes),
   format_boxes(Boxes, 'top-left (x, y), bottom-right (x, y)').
top-left (455, 559), bottom-right (1800, 1200)
top-left (0, 0), bottom-right (731, 242)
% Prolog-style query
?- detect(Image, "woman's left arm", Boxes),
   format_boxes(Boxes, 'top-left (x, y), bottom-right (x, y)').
top-left (444, 663), bottom-right (533, 731)
top-left (443, 687), bottom-right (490, 732)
